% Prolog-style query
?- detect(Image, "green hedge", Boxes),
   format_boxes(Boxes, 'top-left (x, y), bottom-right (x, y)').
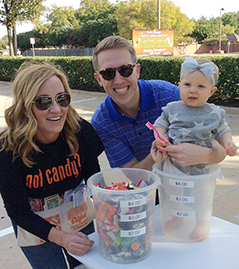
top-left (0, 55), bottom-right (238, 103)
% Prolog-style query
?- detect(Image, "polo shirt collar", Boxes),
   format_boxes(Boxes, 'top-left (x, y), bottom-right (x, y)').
top-left (106, 80), bottom-right (154, 122)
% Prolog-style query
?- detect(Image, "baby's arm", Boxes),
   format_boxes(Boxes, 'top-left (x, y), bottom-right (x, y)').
top-left (218, 131), bottom-right (237, 156)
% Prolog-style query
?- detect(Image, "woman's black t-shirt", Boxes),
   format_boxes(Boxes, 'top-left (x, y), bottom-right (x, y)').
top-left (0, 119), bottom-right (104, 240)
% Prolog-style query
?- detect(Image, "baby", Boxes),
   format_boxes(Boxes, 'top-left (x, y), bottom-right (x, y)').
top-left (151, 57), bottom-right (237, 240)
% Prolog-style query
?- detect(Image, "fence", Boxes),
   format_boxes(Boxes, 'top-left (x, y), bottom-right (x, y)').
top-left (23, 47), bottom-right (94, 57)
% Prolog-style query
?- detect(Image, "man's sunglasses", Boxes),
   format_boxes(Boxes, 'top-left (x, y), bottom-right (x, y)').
top-left (99, 63), bottom-right (137, 81)
top-left (33, 93), bottom-right (71, 111)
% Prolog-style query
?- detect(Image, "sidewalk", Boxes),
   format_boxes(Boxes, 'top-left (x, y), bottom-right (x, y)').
top-left (0, 81), bottom-right (238, 268)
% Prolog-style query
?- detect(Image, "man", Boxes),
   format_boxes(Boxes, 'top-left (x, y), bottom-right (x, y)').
top-left (91, 36), bottom-right (226, 171)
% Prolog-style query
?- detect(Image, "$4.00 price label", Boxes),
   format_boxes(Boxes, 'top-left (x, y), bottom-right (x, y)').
top-left (120, 197), bottom-right (146, 208)
top-left (169, 179), bottom-right (194, 188)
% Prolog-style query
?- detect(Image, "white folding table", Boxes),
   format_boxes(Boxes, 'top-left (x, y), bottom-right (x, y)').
top-left (70, 205), bottom-right (239, 269)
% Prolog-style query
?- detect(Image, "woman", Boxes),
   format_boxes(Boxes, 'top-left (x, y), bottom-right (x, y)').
top-left (0, 62), bottom-right (104, 268)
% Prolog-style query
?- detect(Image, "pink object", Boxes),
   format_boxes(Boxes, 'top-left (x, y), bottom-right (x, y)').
top-left (146, 121), bottom-right (165, 141)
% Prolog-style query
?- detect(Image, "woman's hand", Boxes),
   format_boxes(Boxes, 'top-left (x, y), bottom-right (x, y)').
top-left (48, 227), bottom-right (94, 256)
top-left (61, 231), bottom-right (94, 256)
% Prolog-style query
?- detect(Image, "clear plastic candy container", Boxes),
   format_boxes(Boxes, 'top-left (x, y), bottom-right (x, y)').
top-left (153, 163), bottom-right (223, 242)
top-left (86, 168), bottom-right (159, 263)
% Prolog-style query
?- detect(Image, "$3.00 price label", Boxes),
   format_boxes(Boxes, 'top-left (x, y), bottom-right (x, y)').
top-left (170, 194), bottom-right (195, 203)
top-left (120, 211), bottom-right (147, 222)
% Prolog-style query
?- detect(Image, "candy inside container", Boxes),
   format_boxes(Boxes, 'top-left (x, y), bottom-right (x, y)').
top-left (97, 179), bottom-right (147, 190)
top-left (86, 168), bottom-right (159, 263)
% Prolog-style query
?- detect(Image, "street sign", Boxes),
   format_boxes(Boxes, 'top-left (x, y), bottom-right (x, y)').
top-left (30, 38), bottom-right (35, 45)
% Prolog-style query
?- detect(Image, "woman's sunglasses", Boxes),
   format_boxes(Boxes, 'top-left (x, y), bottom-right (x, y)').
top-left (99, 63), bottom-right (137, 81)
top-left (33, 93), bottom-right (71, 111)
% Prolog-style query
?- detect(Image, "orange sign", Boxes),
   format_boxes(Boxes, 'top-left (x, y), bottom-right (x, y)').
top-left (132, 29), bottom-right (174, 56)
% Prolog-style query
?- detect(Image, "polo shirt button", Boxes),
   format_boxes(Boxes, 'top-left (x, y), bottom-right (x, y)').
top-left (139, 132), bottom-right (142, 136)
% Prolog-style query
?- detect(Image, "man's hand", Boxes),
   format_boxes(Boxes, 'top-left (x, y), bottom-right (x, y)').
top-left (166, 140), bottom-right (226, 167)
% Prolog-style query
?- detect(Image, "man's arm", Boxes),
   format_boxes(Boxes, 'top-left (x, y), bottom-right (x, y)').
top-left (120, 154), bottom-right (155, 171)
top-left (121, 140), bottom-right (169, 171)
top-left (166, 140), bottom-right (226, 167)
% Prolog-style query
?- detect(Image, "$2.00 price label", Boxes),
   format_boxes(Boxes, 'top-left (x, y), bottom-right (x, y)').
top-left (171, 209), bottom-right (195, 218)
top-left (120, 226), bottom-right (146, 237)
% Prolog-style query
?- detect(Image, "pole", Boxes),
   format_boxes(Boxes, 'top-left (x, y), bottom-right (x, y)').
top-left (219, 8), bottom-right (224, 51)
top-left (157, 0), bottom-right (161, 29)
top-left (32, 44), bottom-right (35, 57)
top-left (30, 38), bottom-right (35, 57)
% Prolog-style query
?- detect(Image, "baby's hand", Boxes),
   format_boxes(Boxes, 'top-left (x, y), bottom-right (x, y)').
top-left (151, 140), bottom-right (168, 163)
top-left (155, 136), bottom-right (169, 151)
top-left (226, 142), bottom-right (237, 156)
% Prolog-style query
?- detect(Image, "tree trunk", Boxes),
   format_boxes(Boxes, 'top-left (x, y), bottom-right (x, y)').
top-left (13, 24), bottom-right (18, 56)
top-left (6, 25), bottom-right (14, 56)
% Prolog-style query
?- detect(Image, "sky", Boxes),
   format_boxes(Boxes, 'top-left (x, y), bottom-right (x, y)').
top-left (0, 0), bottom-right (239, 39)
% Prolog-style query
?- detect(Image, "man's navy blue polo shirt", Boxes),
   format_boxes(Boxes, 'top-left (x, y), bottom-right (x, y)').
top-left (91, 79), bottom-right (180, 167)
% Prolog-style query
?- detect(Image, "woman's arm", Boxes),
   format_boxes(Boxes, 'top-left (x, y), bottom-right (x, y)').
top-left (48, 227), bottom-right (94, 256)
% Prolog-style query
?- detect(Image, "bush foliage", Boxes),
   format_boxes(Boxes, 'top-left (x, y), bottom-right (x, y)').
top-left (0, 56), bottom-right (238, 105)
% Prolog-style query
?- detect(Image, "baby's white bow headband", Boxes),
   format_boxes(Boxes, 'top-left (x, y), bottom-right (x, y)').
top-left (180, 57), bottom-right (216, 86)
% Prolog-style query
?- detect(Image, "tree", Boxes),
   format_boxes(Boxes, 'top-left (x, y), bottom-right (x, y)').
top-left (18, 6), bottom-right (81, 49)
top-left (0, 35), bottom-right (8, 50)
top-left (115, 0), bottom-right (194, 43)
top-left (0, 0), bottom-right (45, 55)
top-left (47, 5), bottom-right (79, 29)
top-left (76, 0), bottom-right (118, 47)
top-left (191, 13), bottom-right (237, 43)
top-left (46, 5), bottom-right (79, 47)
top-left (162, 3), bottom-right (194, 44)
top-left (116, 0), bottom-right (160, 40)
top-left (222, 12), bottom-right (239, 32)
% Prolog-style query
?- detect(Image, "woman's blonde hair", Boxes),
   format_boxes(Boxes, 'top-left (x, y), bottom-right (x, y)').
top-left (0, 61), bottom-right (80, 167)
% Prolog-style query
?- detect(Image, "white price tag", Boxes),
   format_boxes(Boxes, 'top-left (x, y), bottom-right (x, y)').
top-left (120, 227), bottom-right (146, 237)
top-left (171, 209), bottom-right (195, 218)
top-left (170, 194), bottom-right (194, 203)
top-left (120, 197), bottom-right (146, 208)
top-left (120, 211), bottom-right (146, 222)
top-left (169, 179), bottom-right (194, 188)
